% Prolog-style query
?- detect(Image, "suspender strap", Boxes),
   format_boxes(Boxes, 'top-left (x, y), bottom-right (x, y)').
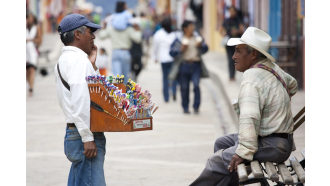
top-left (253, 64), bottom-right (293, 97)
top-left (57, 63), bottom-right (70, 91)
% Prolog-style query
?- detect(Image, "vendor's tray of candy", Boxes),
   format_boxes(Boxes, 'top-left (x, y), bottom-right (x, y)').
top-left (86, 75), bottom-right (158, 132)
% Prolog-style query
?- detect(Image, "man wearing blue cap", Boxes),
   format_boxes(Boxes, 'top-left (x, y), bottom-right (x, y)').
top-left (54, 13), bottom-right (106, 186)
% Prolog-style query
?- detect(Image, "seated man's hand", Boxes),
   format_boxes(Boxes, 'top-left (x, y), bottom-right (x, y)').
top-left (228, 154), bottom-right (244, 172)
top-left (83, 141), bottom-right (97, 158)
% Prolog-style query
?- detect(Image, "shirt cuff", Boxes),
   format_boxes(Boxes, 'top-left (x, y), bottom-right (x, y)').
top-left (235, 144), bottom-right (255, 161)
top-left (78, 128), bottom-right (94, 143)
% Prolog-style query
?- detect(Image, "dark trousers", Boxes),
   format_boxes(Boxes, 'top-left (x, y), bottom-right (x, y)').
top-left (225, 46), bottom-right (236, 79)
top-left (190, 133), bottom-right (293, 186)
top-left (179, 62), bottom-right (201, 112)
top-left (161, 62), bottom-right (177, 102)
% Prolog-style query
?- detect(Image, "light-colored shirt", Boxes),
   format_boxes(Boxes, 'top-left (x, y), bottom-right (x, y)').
top-left (182, 36), bottom-right (201, 61)
top-left (26, 25), bottom-right (38, 65)
top-left (153, 28), bottom-right (175, 63)
top-left (98, 27), bottom-right (142, 50)
top-left (111, 10), bottom-right (132, 30)
top-left (54, 46), bottom-right (99, 143)
top-left (235, 59), bottom-right (298, 160)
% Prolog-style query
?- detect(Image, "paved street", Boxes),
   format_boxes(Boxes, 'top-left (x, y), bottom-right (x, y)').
top-left (27, 33), bottom-right (305, 186)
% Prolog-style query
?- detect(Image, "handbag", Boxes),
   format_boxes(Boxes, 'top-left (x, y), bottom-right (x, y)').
top-left (200, 59), bottom-right (209, 78)
top-left (168, 55), bottom-right (183, 81)
top-left (169, 38), bottom-right (182, 57)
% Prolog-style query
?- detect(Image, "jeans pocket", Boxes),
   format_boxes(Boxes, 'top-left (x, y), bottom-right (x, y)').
top-left (65, 131), bottom-right (83, 163)
top-left (65, 139), bottom-right (83, 163)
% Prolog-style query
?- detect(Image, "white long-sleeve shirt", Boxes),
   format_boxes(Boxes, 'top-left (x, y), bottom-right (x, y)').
top-left (153, 28), bottom-right (176, 63)
top-left (55, 46), bottom-right (99, 142)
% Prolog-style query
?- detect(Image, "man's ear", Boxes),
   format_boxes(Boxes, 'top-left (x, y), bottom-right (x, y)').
top-left (74, 30), bottom-right (81, 41)
top-left (251, 50), bottom-right (258, 60)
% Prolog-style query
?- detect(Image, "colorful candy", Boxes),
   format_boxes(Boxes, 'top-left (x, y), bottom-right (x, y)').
top-left (86, 74), bottom-right (156, 119)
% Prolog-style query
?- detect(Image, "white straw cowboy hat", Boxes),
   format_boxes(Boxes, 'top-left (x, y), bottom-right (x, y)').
top-left (227, 27), bottom-right (275, 62)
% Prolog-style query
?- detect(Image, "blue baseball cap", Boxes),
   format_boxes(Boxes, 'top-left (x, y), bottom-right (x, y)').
top-left (58, 13), bottom-right (101, 34)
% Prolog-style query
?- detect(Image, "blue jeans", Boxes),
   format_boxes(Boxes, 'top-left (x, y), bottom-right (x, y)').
top-left (179, 62), bottom-right (201, 111)
top-left (112, 49), bottom-right (131, 83)
top-left (161, 62), bottom-right (178, 102)
top-left (64, 126), bottom-right (106, 186)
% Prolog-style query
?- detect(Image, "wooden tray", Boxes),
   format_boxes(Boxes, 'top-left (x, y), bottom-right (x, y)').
top-left (88, 83), bottom-right (153, 132)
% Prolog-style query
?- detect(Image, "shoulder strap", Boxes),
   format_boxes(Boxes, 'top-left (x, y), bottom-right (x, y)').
top-left (57, 63), bottom-right (70, 91)
top-left (254, 64), bottom-right (293, 97)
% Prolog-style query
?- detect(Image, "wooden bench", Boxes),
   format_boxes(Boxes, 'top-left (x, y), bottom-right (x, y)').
top-left (237, 107), bottom-right (305, 186)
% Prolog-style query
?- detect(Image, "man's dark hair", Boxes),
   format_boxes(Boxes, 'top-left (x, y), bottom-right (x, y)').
top-left (59, 26), bottom-right (87, 46)
top-left (161, 17), bottom-right (172, 33)
top-left (181, 20), bottom-right (194, 31)
top-left (228, 5), bottom-right (237, 12)
top-left (100, 48), bottom-right (107, 54)
top-left (115, 1), bottom-right (126, 13)
top-left (246, 45), bottom-right (267, 60)
top-left (26, 12), bottom-right (38, 25)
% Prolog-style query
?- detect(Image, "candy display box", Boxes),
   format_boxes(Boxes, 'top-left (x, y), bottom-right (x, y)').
top-left (89, 83), bottom-right (153, 132)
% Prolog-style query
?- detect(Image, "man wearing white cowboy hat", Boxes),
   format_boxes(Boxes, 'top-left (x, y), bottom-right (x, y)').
top-left (190, 27), bottom-right (298, 186)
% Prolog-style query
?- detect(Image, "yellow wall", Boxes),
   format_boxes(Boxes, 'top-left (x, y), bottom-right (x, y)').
top-left (203, 0), bottom-right (224, 53)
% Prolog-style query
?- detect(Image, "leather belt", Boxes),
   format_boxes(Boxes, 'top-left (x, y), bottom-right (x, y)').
top-left (67, 123), bottom-right (76, 129)
top-left (183, 60), bottom-right (200, 64)
top-left (260, 133), bottom-right (291, 139)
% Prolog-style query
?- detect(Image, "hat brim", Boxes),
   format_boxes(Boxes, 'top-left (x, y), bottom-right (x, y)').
top-left (227, 38), bottom-right (275, 62)
top-left (85, 22), bottom-right (101, 32)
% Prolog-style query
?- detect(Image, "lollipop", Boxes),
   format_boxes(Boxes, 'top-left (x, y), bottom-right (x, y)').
top-left (135, 84), bottom-right (141, 93)
top-left (120, 75), bottom-right (124, 83)
top-left (116, 74), bottom-right (120, 83)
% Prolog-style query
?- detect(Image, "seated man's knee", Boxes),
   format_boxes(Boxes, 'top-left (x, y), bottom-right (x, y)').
top-left (214, 137), bottom-right (227, 152)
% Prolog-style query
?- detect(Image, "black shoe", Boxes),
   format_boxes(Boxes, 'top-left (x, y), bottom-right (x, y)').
top-left (173, 95), bottom-right (176, 101)
top-left (184, 110), bottom-right (190, 114)
top-left (194, 109), bottom-right (199, 114)
top-left (28, 88), bottom-right (33, 97)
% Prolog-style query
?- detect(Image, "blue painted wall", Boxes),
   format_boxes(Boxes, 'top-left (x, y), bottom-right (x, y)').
top-left (268, 0), bottom-right (281, 60)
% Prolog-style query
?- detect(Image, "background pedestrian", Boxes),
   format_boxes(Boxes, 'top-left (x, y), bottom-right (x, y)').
top-left (178, 20), bottom-right (208, 114)
top-left (95, 48), bottom-right (109, 76)
top-left (26, 12), bottom-right (42, 96)
top-left (153, 17), bottom-right (178, 102)
top-left (220, 6), bottom-right (245, 81)
top-left (99, 1), bottom-right (142, 83)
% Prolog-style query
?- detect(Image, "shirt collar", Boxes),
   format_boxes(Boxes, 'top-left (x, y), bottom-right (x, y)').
top-left (252, 58), bottom-right (273, 68)
top-left (62, 46), bottom-right (88, 58)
